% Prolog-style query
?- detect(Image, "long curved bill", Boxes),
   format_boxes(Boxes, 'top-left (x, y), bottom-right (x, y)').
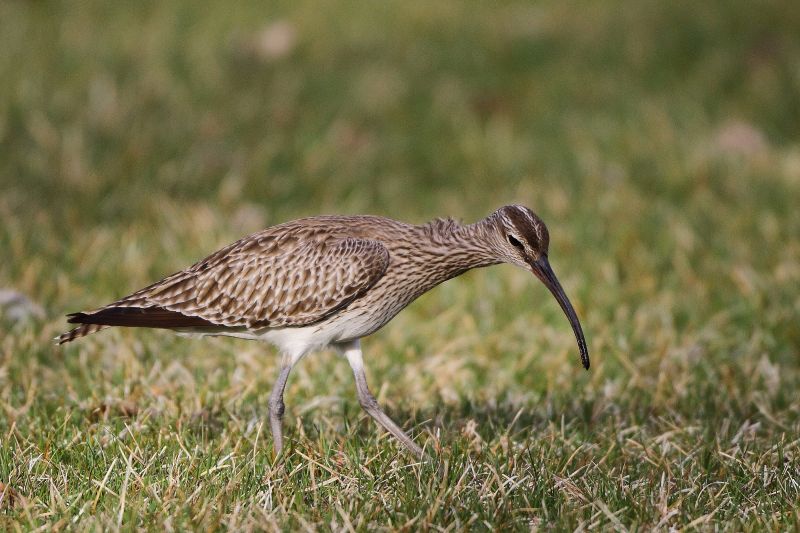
top-left (529, 255), bottom-right (590, 370)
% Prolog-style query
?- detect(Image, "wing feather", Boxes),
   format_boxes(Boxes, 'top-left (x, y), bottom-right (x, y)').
top-left (78, 236), bottom-right (389, 329)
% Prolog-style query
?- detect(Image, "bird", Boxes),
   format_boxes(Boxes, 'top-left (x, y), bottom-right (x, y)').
top-left (57, 205), bottom-right (589, 460)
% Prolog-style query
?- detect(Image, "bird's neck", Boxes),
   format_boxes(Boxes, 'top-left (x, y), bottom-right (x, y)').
top-left (409, 217), bottom-right (501, 283)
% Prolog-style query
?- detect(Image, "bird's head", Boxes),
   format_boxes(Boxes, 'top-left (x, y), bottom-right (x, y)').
top-left (488, 205), bottom-right (590, 370)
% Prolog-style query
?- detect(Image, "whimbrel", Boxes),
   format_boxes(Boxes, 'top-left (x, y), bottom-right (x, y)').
top-left (57, 205), bottom-right (589, 459)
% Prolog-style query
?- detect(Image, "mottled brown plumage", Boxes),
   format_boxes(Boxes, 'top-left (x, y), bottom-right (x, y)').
top-left (58, 205), bottom-right (589, 460)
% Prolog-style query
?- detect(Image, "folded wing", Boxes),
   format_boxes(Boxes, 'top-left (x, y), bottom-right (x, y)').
top-left (61, 236), bottom-right (390, 340)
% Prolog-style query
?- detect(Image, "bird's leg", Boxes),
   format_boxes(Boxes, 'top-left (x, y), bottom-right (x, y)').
top-left (269, 360), bottom-right (293, 456)
top-left (339, 340), bottom-right (427, 461)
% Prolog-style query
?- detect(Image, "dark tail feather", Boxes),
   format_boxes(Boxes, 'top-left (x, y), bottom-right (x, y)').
top-left (55, 323), bottom-right (109, 345)
top-left (55, 306), bottom-right (216, 345)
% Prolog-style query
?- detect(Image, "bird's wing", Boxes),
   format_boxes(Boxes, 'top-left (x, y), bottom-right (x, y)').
top-left (84, 237), bottom-right (390, 329)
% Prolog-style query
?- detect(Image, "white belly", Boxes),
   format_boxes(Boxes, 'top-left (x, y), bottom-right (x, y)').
top-left (174, 309), bottom-right (378, 364)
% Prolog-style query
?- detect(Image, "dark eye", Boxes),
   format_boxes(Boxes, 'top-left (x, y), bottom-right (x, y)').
top-left (507, 235), bottom-right (524, 249)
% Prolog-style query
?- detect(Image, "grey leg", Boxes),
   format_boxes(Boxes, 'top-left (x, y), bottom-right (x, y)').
top-left (340, 340), bottom-right (427, 460)
top-left (269, 363), bottom-right (293, 456)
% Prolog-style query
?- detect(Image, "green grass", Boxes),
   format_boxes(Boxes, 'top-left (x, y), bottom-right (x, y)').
top-left (1, 0), bottom-right (800, 529)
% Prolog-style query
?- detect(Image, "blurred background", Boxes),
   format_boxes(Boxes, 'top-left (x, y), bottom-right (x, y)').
top-left (0, 0), bottom-right (799, 528)
top-left (2, 0), bottom-right (798, 373)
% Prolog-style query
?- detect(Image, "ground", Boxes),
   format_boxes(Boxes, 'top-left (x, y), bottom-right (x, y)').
top-left (1, 0), bottom-right (799, 530)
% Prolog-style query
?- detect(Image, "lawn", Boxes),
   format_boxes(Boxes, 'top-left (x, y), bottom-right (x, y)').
top-left (1, 0), bottom-right (799, 530)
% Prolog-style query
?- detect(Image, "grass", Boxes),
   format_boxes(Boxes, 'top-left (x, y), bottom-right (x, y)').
top-left (1, 0), bottom-right (799, 529)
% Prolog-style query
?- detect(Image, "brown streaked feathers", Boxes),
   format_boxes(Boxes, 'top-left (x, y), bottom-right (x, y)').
top-left (58, 219), bottom-right (390, 344)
